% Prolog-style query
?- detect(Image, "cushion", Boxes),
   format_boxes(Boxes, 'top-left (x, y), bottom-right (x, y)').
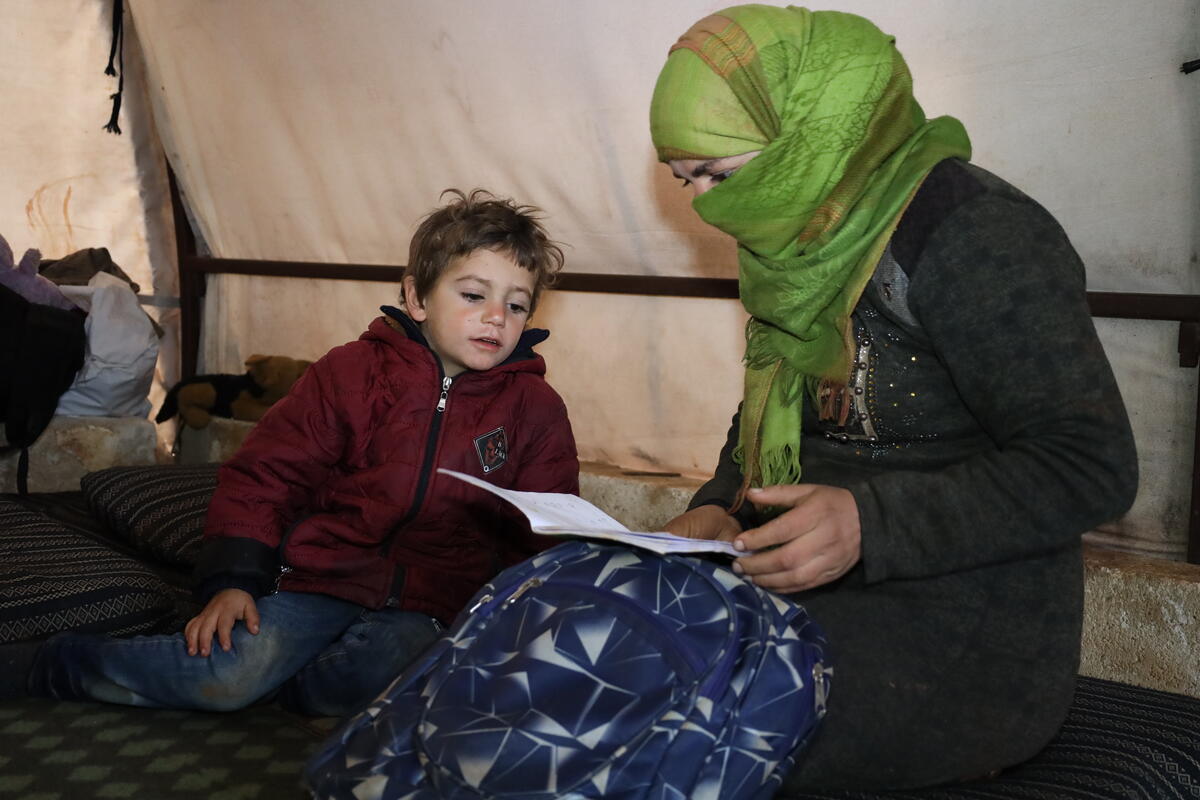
top-left (81, 463), bottom-right (221, 568)
top-left (0, 500), bottom-right (185, 642)
top-left (786, 676), bottom-right (1200, 799)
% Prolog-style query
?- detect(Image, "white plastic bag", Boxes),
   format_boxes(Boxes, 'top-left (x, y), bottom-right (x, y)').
top-left (55, 272), bottom-right (159, 417)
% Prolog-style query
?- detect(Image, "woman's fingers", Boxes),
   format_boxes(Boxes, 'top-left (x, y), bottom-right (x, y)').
top-left (662, 505), bottom-right (740, 541)
top-left (732, 483), bottom-right (862, 593)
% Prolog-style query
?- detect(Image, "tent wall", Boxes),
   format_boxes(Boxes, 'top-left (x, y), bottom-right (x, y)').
top-left (1, 0), bottom-right (178, 444)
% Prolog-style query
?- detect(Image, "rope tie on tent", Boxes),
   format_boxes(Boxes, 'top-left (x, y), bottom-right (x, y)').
top-left (103, 0), bottom-right (124, 134)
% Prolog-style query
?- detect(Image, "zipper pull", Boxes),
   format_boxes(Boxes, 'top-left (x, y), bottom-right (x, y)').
top-left (504, 577), bottom-right (544, 607)
top-left (812, 662), bottom-right (833, 717)
top-left (273, 564), bottom-right (293, 594)
top-left (436, 376), bottom-right (452, 412)
top-left (468, 593), bottom-right (494, 614)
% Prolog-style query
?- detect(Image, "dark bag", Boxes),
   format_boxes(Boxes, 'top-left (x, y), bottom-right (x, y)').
top-left (0, 283), bottom-right (86, 493)
top-left (305, 540), bottom-right (831, 800)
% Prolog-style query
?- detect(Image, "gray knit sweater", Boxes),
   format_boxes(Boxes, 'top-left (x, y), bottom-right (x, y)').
top-left (690, 160), bottom-right (1138, 792)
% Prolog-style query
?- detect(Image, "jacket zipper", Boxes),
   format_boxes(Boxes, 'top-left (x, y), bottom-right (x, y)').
top-left (382, 374), bottom-right (453, 559)
top-left (272, 517), bottom-right (304, 593)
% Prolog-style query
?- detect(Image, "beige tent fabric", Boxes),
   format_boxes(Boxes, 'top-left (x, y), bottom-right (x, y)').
top-left (0, 0), bottom-right (178, 454)
top-left (124, 0), bottom-right (1198, 555)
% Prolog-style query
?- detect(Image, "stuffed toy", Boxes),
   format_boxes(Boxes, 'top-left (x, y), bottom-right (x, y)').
top-left (155, 354), bottom-right (313, 429)
top-left (0, 233), bottom-right (79, 312)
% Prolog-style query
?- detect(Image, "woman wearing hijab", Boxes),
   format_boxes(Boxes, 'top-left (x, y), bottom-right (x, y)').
top-left (650, 5), bottom-right (1137, 792)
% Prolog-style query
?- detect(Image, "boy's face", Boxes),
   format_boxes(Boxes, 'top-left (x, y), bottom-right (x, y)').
top-left (402, 249), bottom-right (535, 378)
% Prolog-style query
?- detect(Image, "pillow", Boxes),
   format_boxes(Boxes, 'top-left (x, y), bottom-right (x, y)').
top-left (81, 463), bottom-right (221, 568)
top-left (0, 500), bottom-right (185, 642)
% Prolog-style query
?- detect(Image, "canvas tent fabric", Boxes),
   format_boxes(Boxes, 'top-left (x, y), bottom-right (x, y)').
top-left (2, 0), bottom-right (1198, 559)
top-left (1, 0), bottom-right (178, 449)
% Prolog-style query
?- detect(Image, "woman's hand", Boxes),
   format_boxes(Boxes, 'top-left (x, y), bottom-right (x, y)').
top-left (184, 588), bottom-right (260, 657)
top-left (662, 504), bottom-right (742, 543)
top-left (732, 484), bottom-right (861, 594)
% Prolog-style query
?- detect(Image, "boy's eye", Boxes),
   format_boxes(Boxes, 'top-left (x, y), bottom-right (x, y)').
top-left (462, 292), bottom-right (484, 302)
top-left (508, 303), bottom-right (529, 315)
top-left (710, 168), bottom-right (735, 184)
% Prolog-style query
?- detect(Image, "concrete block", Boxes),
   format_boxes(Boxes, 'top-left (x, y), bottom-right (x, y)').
top-left (578, 461), bottom-right (701, 532)
top-left (178, 418), bottom-right (255, 464)
top-left (0, 416), bottom-right (156, 493)
top-left (1081, 547), bottom-right (1200, 698)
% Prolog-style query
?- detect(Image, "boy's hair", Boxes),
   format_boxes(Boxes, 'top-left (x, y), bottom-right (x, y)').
top-left (406, 189), bottom-right (565, 312)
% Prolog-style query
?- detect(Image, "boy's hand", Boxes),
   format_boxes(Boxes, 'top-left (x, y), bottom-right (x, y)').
top-left (661, 505), bottom-right (742, 543)
top-left (731, 484), bottom-right (861, 594)
top-left (184, 589), bottom-right (260, 657)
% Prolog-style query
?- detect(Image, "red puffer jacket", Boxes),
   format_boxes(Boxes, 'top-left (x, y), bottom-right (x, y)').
top-left (196, 311), bottom-right (579, 623)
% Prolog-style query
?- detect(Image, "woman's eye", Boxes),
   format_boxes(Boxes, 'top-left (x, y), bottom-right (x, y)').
top-left (710, 169), bottom-right (735, 184)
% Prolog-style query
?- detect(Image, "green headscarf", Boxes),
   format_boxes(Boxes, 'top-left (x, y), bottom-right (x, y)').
top-left (650, 4), bottom-right (971, 494)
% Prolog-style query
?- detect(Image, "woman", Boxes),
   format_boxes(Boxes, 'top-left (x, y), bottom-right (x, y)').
top-left (650, 5), bottom-right (1137, 792)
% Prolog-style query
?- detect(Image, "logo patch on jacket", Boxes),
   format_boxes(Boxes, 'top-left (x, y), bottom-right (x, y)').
top-left (474, 427), bottom-right (508, 473)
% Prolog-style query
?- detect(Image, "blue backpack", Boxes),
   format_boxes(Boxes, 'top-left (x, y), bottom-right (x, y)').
top-left (304, 540), bottom-right (831, 800)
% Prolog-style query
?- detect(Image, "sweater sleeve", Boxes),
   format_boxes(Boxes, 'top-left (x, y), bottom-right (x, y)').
top-left (687, 406), bottom-right (759, 530)
top-left (194, 349), bottom-right (360, 598)
top-left (851, 193), bottom-right (1138, 583)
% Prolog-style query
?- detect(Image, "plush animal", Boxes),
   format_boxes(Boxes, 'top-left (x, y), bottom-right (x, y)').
top-left (0, 233), bottom-right (78, 312)
top-left (155, 354), bottom-right (313, 429)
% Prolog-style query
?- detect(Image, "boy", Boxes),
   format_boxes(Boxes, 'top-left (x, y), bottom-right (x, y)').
top-left (7, 189), bottom-right (579, 715)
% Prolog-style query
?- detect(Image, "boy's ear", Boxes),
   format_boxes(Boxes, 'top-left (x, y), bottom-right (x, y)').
top-left (401, 275), bottom-right (427, 322)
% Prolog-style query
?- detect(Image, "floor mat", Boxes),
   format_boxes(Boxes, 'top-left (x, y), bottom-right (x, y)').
top-left (0, 698), bottom-right (334, 799)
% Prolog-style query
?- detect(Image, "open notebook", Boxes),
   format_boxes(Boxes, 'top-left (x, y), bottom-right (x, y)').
top-left (438, 469), bottom-right (743, 557)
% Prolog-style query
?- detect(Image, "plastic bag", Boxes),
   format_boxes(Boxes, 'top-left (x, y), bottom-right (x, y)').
top-left (55, 272), bottom-right (159, 417)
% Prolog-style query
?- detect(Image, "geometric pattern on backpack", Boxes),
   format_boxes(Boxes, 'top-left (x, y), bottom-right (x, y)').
top-left (305, 540), bottom-right (831, 800)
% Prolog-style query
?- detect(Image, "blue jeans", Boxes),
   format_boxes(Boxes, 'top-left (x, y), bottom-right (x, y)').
top-left (29, 591), bottom-right (441, 716)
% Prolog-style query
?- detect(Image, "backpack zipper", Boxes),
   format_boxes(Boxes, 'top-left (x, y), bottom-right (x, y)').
top-left (812, 663), bottom-right (832, 717)
top-left (381, 374), bottom-right (453, 560)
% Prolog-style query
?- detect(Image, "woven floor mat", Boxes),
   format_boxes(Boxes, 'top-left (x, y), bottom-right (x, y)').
top-left (0, 698), bottom-right (334, 799)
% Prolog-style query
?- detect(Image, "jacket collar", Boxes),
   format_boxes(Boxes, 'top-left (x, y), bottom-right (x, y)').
top-left (378, 305), bottom-right (549, 370)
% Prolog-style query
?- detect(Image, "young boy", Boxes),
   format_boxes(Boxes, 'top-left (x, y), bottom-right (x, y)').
top-left (9, 189), bottom-right (579, 715)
